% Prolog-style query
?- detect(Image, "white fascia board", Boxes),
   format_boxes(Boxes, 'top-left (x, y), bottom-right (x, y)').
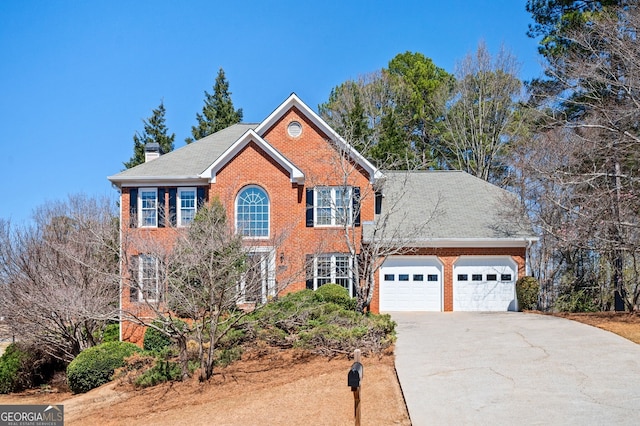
top-left (362, 237), bottom-right (538, 248)
top-left (108, 176), bottom-right (207, 187)
top-left (199, 129), bottom-right (305, 184)
top-left (254, 93), bottom-right (381, 184)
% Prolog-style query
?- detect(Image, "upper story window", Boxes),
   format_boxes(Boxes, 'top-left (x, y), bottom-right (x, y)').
top-left (139, 189), bottom-right (158, 227)
top-left (178, 188), bottom-right (196, 227)
top-left (314, 186), bottom-right (353, 226)
top-left (236, 186), bottom-right (269, 237)
top-left (129, 187), bottom-right (204, 229)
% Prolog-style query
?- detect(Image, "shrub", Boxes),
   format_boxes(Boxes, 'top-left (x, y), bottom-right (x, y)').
top-left (134, 358), bottom-right (181, 388)
top-left (67, 341), bottom-right (141, 394)
top-left (554, 289), bottom-right (599, 313)
top-left (143, 323), bottom-right (173, 352)
top-left (247, 289), bottom-right (396, 355)
top-left (516, 276), bottom-right (539, 311)
top-left (0, 344), bottom-right (27, 394)
top-left (101, 323), bottom-right (120, 343)
top-left (143, 319), bottom-right (187, 352)
top-left (0, 343), bottom-right (64, 394)
top-left (314, 284), bottom-right (357, 310)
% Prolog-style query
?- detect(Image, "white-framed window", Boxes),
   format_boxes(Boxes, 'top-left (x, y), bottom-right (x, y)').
top-left (314, 187), bottom-right (352, 226)
top-left (138, 255), bottom-right (160, 302)
top-left (311, 254), bottom-right (353, 296)
top-left (236, 186), bottom-right (269, 237)
top-left (139, 188), bottom-right (158, 227)
top-left (178, 187), bottom-right (197, 227)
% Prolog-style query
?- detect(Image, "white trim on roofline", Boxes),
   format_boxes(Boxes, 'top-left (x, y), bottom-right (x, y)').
top-left (108, 176), bottom-right (208, 187)
top-left (199, 129), bottom-right (305, 184)
top-left (254, 93), bottom-right (383, 184)
top-left (362, 237), bottom-right (539, 248)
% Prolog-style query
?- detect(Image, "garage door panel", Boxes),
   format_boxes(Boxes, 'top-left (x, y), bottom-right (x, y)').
top-left (380, 257), bottom-right (442, 312)
top-left (454, 257), bottom-right (517, 312)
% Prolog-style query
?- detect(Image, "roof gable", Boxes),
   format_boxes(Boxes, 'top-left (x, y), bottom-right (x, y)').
top-left (255, 93), bottom-right (383, 184)
top-left (200, 129), bottom-right (304, 184)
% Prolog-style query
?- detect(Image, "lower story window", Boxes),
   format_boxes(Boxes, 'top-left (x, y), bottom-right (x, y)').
top-left (130, 255), bottom-right (161, 303)
top-left (310, 254), bottom-right (353, 296)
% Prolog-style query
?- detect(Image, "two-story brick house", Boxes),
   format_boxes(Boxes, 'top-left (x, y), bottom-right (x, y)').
top-left (109, 94), bottom-right (536, 342)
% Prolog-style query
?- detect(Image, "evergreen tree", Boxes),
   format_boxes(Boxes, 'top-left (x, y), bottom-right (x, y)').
top-left (124, 101), bottom-right (175, 169)
top-left (186, 68), bottom-right (243, 144)
top-left (387, 52), bottom-right (454, 167)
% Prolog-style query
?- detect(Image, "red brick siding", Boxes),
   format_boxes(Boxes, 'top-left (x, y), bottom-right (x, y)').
top-left (119, 109), bottom-right (375, 343)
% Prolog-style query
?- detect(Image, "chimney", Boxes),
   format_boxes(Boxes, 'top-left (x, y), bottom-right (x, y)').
top-left (144, 143), bottom-right (162, 162)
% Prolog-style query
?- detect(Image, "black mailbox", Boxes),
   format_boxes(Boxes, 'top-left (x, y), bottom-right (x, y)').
top-left (348, 361), bottom-right (363, 390)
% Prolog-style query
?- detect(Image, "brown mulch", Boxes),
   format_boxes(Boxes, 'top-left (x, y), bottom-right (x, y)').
top-left (548, 311), bottom-right (640, 344)
top-left (0, 348), bottom-right (410, 426)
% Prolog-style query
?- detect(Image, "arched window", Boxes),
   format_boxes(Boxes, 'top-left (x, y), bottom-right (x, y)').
top-left (236, 186), bottom-right (269, 237)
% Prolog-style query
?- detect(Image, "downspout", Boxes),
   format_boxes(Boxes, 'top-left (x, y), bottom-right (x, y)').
top-left (525, 238), bottom-right (534, 277)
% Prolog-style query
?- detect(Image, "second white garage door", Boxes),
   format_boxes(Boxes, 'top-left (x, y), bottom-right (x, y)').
top-left (453, 257), bottom-right (517, 311)
top-left (379, 256), bottom-right (442, 311)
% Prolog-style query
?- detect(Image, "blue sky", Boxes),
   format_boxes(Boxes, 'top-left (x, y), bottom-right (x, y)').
top-left (0, 1), bottom-right (543, 225)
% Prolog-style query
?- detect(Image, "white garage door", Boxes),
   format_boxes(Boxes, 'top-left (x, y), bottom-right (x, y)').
top-left (453, 257), bottom-right (517, 311)
top-left (380, 256), bottom-right (442, 311)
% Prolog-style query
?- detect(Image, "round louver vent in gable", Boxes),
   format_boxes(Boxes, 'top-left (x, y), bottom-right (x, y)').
top-left (287, 121), bottom-right (303, 138)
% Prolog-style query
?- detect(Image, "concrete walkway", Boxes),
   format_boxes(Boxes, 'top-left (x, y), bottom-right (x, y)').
top-left (393, 312), bottom-right (640, 425)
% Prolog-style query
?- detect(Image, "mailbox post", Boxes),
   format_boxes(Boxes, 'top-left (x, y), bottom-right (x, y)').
top-left (348, 349), bottom-right (363, 426)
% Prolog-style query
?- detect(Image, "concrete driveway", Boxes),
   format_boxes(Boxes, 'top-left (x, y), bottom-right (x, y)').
top-left (393, 312), bottom-right (640, 425)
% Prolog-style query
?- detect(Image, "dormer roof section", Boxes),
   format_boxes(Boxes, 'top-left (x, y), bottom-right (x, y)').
top-left (200, 129), bottom-right (305, 184)
top-left (255, 93), bottom-right (383, 184)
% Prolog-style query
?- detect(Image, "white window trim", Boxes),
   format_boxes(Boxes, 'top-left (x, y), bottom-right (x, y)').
top-left (314, 186), bottom-right (353, 227)
top-left (138, 255), bottom-right (160, 303)
top-left (177, 187), bottom-right (197, 227)
top-left (138, 188), bottom-right (158, 228)
top-left (235, 185), bottom-right (270, 239)
top-left (312, 254), bottom-right (353, 297)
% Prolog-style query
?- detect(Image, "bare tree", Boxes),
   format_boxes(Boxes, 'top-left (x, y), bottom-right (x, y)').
top-left (122, 199), bottom-right (292, 380)
top-left (514, 5), bottom-right (640, 310)
top-left (0, 195), bottom-right (120, 362)
top-left (439, 41), bottom-right (525, 184)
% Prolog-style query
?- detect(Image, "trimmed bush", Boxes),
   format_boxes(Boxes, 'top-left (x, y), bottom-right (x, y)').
top-left (67, 341), bottom-right (141, 394)
top-left (516, 276), bottom-right (539, 311)
top-left (247, 289), bottom-right (396, 355)
top-left (0, 344), bottom-right (27, 394)
top-left (314, 283), bottom-right (357, 310)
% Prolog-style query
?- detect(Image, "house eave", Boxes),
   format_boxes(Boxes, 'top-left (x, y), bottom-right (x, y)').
top-left (362, 237), bottom-right (539, 248)
top-left (107, 176), bottom-right (208, 187)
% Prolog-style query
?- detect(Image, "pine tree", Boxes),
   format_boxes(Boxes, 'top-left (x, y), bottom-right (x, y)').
top-left (186, 68), bottom-right (243, 144)
top-left (124, 101), bottom-right (175, 169)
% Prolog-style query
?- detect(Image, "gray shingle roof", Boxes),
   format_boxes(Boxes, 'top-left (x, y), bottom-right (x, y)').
top-left (364, 170), bottom-right (536, 244)
top-left (109, 124), bottom-right (258, 181)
